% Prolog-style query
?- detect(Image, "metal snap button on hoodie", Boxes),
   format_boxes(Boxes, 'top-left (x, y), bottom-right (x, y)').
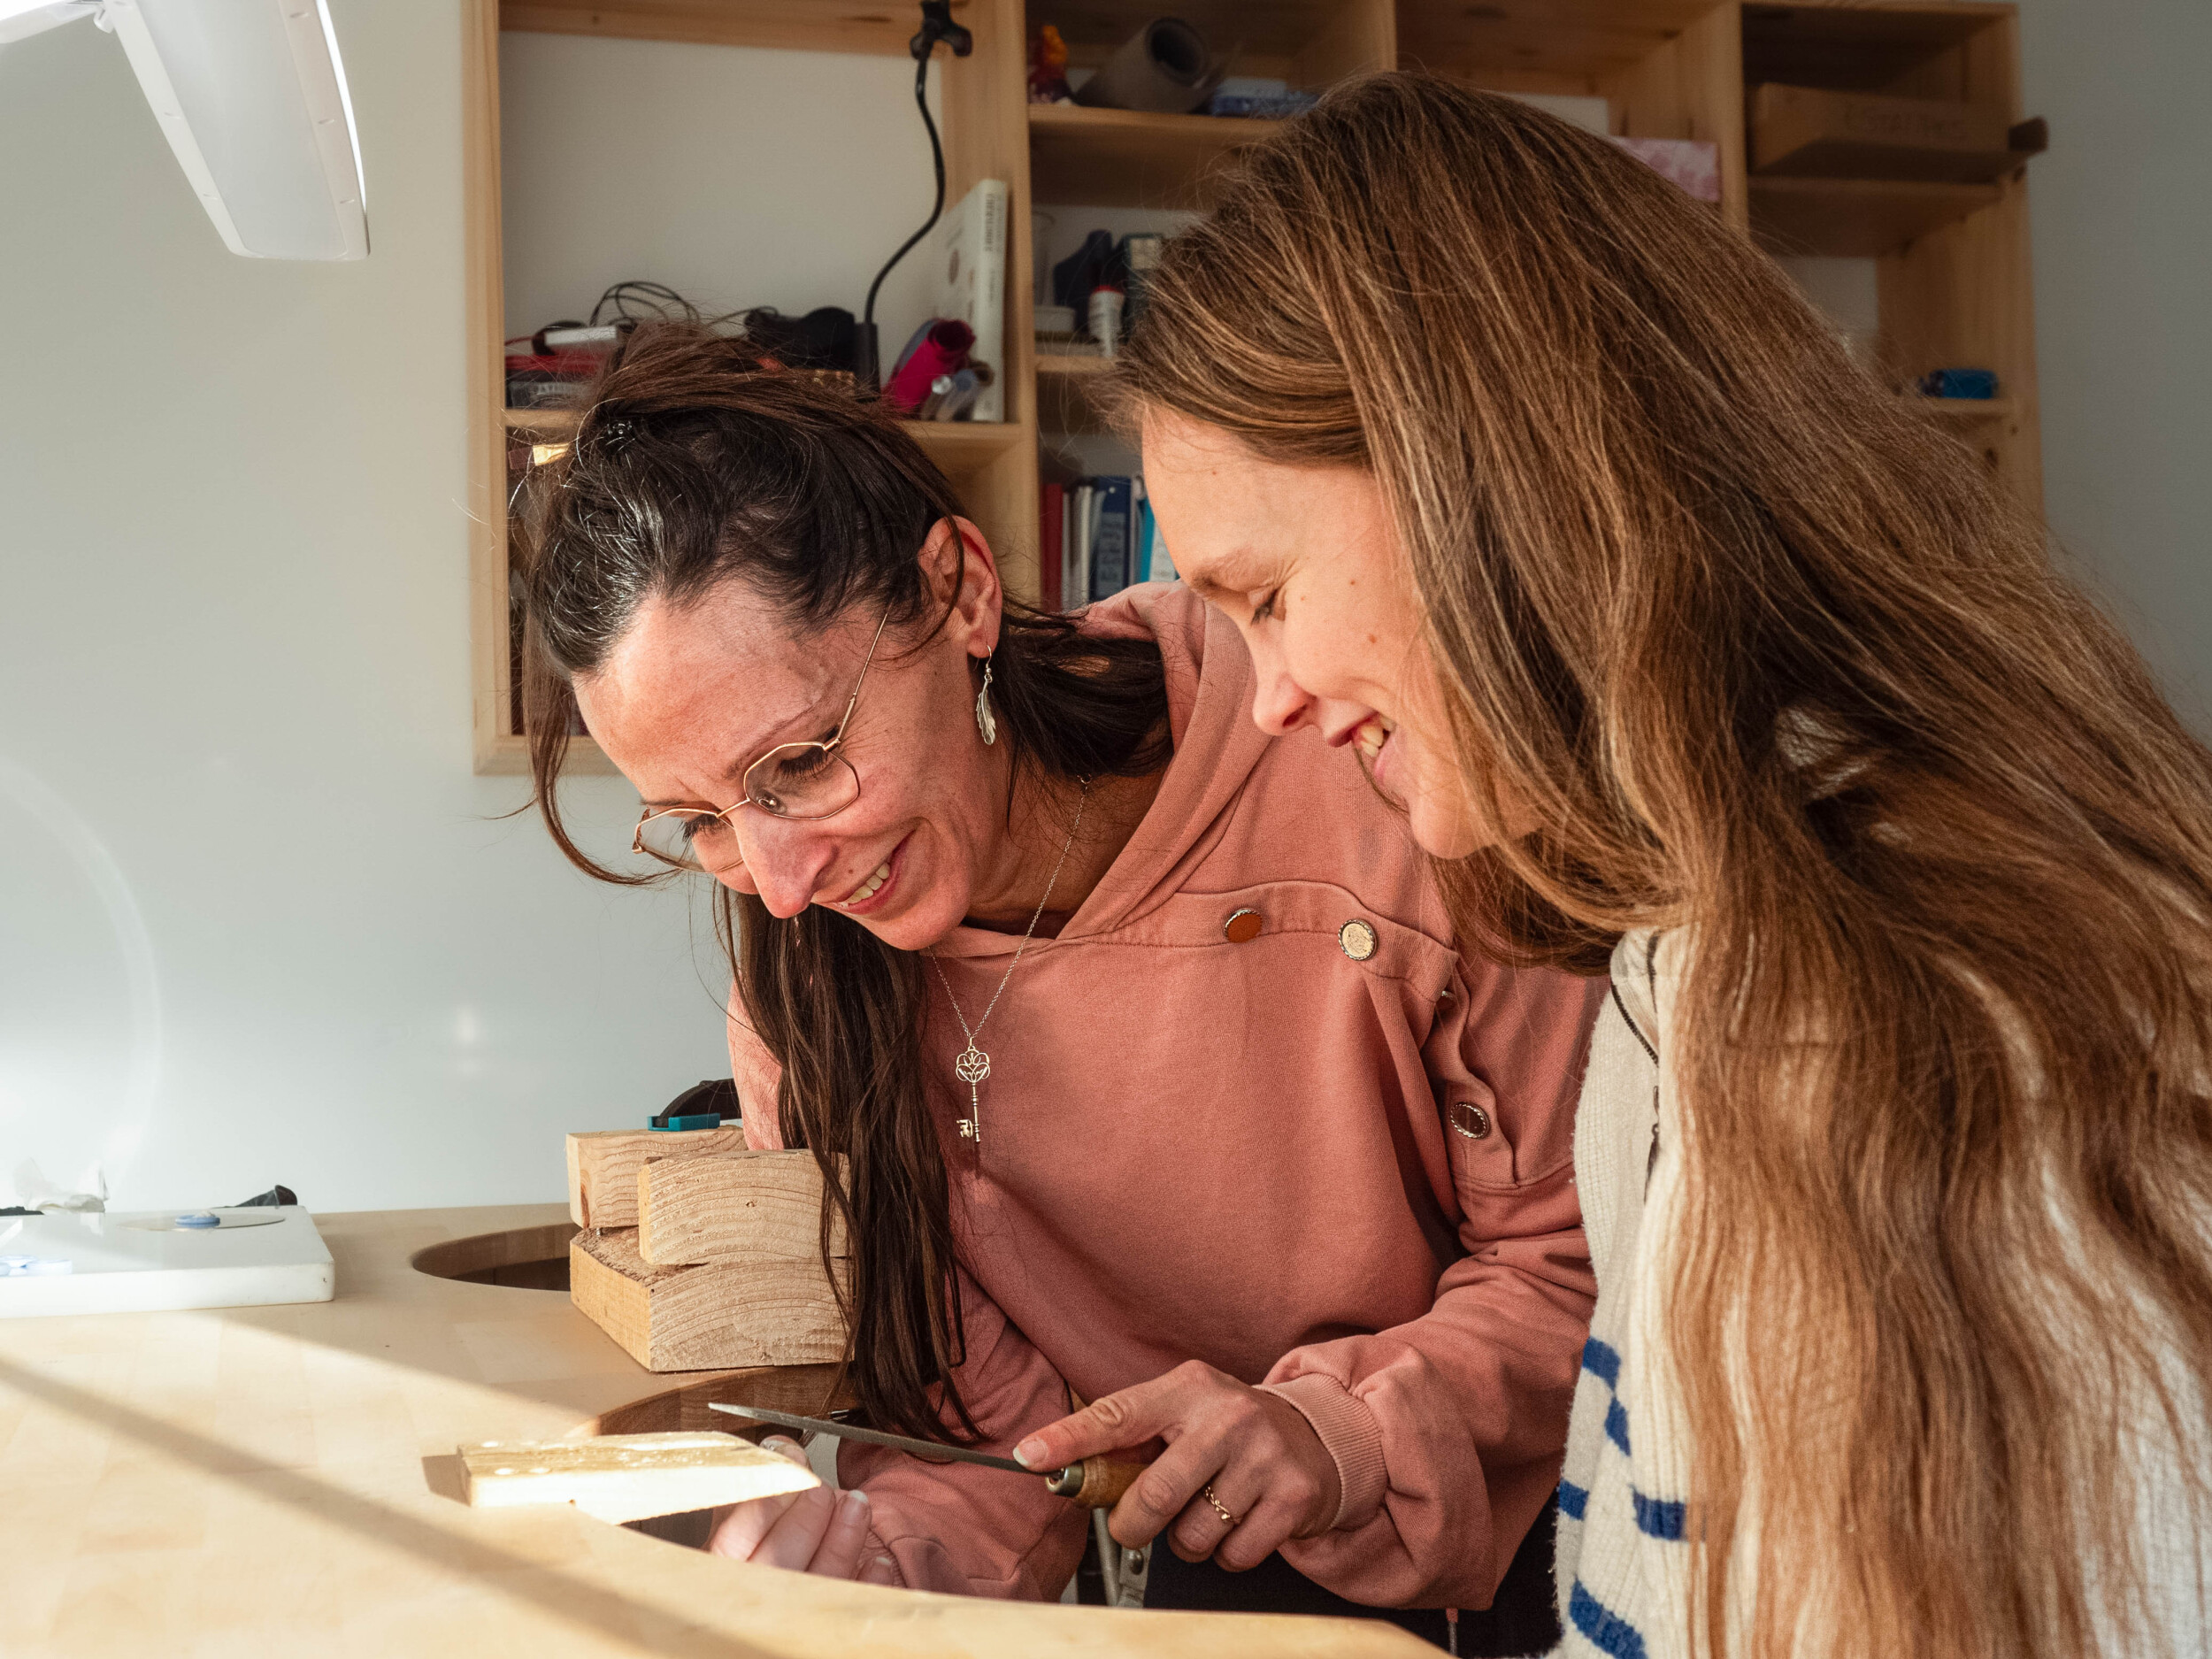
top-left (1339, 918), bottom-right (1378, 961)
top-left (1222, 908), bottom-right (1262, 944)
top-left (1449, 1100), bottom-right (1493, 1140)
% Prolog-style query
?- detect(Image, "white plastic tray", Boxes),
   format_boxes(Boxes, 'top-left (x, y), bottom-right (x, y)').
top-left (0, 1206), bottom-right (334, 1317)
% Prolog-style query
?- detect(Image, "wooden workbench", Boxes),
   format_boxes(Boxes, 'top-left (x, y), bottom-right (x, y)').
top-left (0, 1205), bottom-right (1426, 1656)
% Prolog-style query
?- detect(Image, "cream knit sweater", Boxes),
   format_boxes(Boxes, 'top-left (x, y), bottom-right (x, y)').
top-left (1550, 931), bottom-right (2210, 1659)
top-left (1551, 929), bottom-right (1683, 1658)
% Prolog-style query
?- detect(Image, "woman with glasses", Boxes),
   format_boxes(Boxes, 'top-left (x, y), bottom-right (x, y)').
top-left (520, 323), bottom-right (1602, 1650)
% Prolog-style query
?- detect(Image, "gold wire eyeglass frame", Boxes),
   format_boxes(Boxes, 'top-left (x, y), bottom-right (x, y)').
top-left (629, 608), bottom-right (893, 871)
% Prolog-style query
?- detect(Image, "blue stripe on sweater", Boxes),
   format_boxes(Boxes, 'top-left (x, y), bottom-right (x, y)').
top-left (1569, 1581), bottom-right (1647, 1659)
top-left (1632, 1491), bottom-right (1685, 1540)
top-left (1558, 1478), bottom-right (1587, 1521)
top-left (1605, 1396), bottom-right (1632, 1455)
top-left (1581, 1336), bottom-right (1621, 1389)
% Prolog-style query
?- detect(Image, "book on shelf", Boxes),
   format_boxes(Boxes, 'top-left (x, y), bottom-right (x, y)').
top-left (1087, 476), bottom-right (1133, 602)
top-left (1040, 483), bottom-right (1065, 612)
top-left (1050, 474), bottom-right (1178, 611)
top-left (934, 179), bottom-right (1009, 422)
top-left (1118, 234), bottom-right (1164, 325)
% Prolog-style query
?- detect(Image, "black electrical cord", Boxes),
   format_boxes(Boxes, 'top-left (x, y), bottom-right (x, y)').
top-left (589, 280), bottom-right (699, 327)
top-left (861, 51), bottom-right (945, 385)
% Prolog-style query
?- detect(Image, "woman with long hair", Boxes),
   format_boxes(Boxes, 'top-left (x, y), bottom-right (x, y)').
top-left (518, 323), bottom-right (1603, 1648)
top-left (1019, 71), bottom-right (2212, 1659)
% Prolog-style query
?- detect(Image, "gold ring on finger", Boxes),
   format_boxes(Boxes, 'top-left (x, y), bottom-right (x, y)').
top-left (1201, 1482), bottom-right (1239, 1529)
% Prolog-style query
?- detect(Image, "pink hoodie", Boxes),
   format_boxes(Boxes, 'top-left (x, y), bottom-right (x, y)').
top-left (733, 583), bottom-right (1601, 1609)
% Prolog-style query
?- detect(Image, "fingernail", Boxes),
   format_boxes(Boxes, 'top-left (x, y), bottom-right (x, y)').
top-left (842, 1488), bottom-right (871, 1513)
top-left (1012, 1439), bottom-right (1042, 1468)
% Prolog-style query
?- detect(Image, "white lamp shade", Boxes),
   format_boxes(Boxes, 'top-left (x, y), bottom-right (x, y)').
top-left (106, 0), bottom-right (368, 260)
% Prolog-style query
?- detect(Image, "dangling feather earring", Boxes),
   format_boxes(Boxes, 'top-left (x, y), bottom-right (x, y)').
top-left (974, 656), bottom-right (998, 746)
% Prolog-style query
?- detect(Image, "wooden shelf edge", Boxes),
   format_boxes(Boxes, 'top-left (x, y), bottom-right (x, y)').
top-left (476, 731), bottom-right (623, 778)
top-left (1036, 354), bottom-right (1113, 377)
top-left (504, 407), bottom-right (1022, 467)
top-left (505, 404), bottom-right (581, 432)
top-left (1909, 396), bottom-right (2016, 419)
top-left (1029, 101), bottom-right (1284, 210)
top-left (902, 419), bottom-right (1031, 468)
top-left (1027, 103), bottom-right (1286, 144)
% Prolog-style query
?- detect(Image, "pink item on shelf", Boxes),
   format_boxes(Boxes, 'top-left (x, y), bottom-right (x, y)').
top-left (883, 319), bottom-right (975, 413)
top-left (1610, 135), bottom-right (1722, 203)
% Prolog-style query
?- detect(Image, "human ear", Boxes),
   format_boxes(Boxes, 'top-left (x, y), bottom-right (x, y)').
top-left (921, 516), bottom-right (1003, 657)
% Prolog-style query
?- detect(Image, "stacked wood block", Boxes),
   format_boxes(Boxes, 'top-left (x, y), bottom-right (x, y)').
top-left (566, 1130), bottom-right (849, 1372)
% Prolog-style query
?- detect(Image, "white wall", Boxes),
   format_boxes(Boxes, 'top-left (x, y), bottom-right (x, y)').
top-left (2017, 0), bottom-right (2212, 730)
top-left (0, 4), bottom-right (743, 1214)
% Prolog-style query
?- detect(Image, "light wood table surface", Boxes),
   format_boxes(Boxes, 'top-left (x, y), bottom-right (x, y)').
top-left (0, 1205), bottom-right (1429, 1656)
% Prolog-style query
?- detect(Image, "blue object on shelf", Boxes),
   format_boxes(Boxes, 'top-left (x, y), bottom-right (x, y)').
top-left (649, 1079), bottom-right (739, 1133)
top-left (1205, 90), bottom-right (1319, 119)
top-left (176, 1212), bottom-right (220, 1228)
top-left (1917, 368), bottom-right (1998, 400)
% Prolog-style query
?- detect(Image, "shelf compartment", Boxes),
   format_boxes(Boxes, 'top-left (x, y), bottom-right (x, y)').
top-left (496, 1), bottom-right (918, 56)
top-left (1046, 0), bottom-right (1389, 87)
top-left (1749, 174), bottom-right (2001, 257)
top-left (1397, 0), bottom-right (1721, 82)
top-left (1030, 104), bottom-right (1280, 209)
top-left (1036, 352), bottom-right (1118, 436)
top-left (1740, 5), bottom-right (2001, 97)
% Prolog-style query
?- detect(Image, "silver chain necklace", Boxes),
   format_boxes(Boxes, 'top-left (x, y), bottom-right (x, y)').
top-left (929, 778), bottom-right (1090, 1146)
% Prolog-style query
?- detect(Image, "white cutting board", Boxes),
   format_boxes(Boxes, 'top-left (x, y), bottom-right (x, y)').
top-left (0, 1206), bottom-right (334, 1318)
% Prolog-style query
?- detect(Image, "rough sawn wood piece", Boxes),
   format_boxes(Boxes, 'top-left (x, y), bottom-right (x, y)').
top-left (571, 1225), bottom-right (849, 1371)
top-left (566, 1125), bottom-right (749, 1229)
top-left (638, 1148), bottom-right (848, 1267)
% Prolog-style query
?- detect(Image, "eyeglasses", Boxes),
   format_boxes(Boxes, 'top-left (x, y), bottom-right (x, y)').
top-left (630, 609), bottom-right (892, 872)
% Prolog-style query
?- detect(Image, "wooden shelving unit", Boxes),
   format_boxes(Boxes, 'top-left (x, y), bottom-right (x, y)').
top-left (468, 0), bottom-right (2043, 774)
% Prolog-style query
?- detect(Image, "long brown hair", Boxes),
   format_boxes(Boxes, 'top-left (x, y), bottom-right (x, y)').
top-left (1118, 73), bottom-right (2212, 1659)
top-left (519, 324), bottom-right (1168, 1439)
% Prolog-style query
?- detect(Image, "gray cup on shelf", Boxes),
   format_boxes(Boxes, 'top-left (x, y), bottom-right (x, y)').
top-left (1071, 17), bottom-right (1228, 114)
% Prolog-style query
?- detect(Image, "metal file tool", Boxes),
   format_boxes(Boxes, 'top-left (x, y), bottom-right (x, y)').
top-left (709, 1401), bottom-right (1146, 1508)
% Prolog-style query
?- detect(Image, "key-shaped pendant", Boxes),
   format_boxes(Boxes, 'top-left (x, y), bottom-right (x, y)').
top-left (954, 1046), bottom-right (988, 1143)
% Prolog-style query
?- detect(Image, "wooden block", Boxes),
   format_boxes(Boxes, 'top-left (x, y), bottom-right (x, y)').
top-left (1751, 83), bottom-right (2020, 184)
top-left (570, 1227), bottom-right (849, 1371)
top-left (566, 1125), bottom-right (749, 1230)
top-left (638, 1149), bottom-right (847, 1267)
top-left (457, 1431), bottom-right (818, 1523)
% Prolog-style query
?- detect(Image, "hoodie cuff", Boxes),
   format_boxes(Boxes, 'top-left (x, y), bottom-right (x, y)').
top-left (1261, 1372), bottom-right (1387, 1532)
top-left (861, 1527), bottom-right (910, 1588)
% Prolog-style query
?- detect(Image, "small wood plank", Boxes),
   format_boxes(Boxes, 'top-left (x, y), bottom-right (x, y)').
top-left (458, 1431), bottom-right (818, 1523)
top-left (570, 1227), bottom-right (849, 1371)
top-left (638, 1149), bottom-right (846, 1267)
top-left (566, 1125), bottom-right (751, 1230)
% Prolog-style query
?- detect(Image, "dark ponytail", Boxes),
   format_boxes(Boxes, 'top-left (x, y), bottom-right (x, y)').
top-left (519, 323), bottom-right (1168, 1439)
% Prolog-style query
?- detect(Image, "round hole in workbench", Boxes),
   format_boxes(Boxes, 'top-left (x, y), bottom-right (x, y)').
top-left (411, 1222), bottom-right (578, 1291)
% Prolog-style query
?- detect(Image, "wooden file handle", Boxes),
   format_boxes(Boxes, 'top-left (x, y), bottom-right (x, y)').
top-left (1043, 1455), bottom-right (1147, 1509)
